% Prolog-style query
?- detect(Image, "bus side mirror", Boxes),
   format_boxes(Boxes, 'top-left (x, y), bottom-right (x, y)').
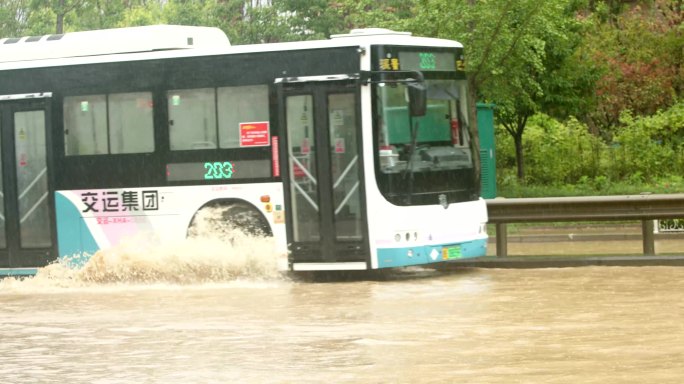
top-left (407, 82), bottom-right (427, 117)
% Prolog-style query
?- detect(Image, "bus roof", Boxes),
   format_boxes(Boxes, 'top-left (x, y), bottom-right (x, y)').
top-left (0, 25), bottom-right (230, 63)
top-left (0, 25), bottom-right (463, 71)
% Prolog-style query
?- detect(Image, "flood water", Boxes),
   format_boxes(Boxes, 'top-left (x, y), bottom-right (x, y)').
top-left (2, 234), bottom-right (684, 383)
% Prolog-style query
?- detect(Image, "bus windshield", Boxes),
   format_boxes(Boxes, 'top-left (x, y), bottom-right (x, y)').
top-left (375, 78), bottom-right (478, 205)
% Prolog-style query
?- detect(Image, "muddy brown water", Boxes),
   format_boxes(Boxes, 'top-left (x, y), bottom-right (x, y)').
top-left (2, 238), bottom-right (684, 384)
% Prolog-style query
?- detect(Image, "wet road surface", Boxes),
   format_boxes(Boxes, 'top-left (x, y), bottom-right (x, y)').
top-left (2, 258), bottom-right (684, 383)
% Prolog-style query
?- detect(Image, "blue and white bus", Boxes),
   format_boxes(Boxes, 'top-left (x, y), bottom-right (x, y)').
top-left (0, 25), bottom-right (488, 275)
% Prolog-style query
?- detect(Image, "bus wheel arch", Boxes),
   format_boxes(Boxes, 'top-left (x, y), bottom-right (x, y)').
top-left (186, 199), bottom-right (273, 239)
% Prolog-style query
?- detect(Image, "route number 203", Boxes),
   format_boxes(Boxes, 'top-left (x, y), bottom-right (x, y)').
top-left (204, 161), bottom-right (234, 180)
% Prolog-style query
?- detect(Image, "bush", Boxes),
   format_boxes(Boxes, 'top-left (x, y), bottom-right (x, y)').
top-left (496, 113), bottom-right (606, 185)
top-left (495, 101), bottom-right (684, 196)
top-left (611, 102), bottom-right (684, 181)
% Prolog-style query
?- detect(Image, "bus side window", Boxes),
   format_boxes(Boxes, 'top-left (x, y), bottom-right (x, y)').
top-left (168, 88), bottom-right (217, 151)
top-left (64, 95), bottom-right (107, 155)
top-left (109, 92), bottom-right (154, 154)
top-left (217, 85), bottom-right (269, 149)
top-left (64, 92), bottom-right (155, 156)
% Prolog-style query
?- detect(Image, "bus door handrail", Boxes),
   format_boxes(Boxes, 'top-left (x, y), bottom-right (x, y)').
top-left (20, 191), bottom-right (47, 224)
top-left (291, 181), bottom-right (319, 212)
top-left (334, 181), bottom-right (359, 216)
top-left (0, 168), bottom-right (47, 223)
top-left (289, 154), bottom-right (317, 186)
top-left (333, 155), bottom-right (357, 189)
top-left (17, 167), bottom-right (48, 224)
top-left (18, 167), bottom-right (47, 200)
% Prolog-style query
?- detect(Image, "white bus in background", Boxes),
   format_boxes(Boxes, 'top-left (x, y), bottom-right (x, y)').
top-left (0, 25), bottom-right (488, 276)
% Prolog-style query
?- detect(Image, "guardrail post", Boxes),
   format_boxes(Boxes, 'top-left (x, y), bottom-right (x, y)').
top-left (495, 223), bottom-right (508, 257)
top-left (642, 220), bottom-right (655, 255)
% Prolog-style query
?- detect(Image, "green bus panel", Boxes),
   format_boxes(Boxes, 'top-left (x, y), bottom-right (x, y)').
top-left (477, 103), bottom-right (496, 199)
top-left (384, 104), bottom-right (450, 144)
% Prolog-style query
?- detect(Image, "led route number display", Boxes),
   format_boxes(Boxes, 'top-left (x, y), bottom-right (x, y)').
top-left (167, 161), bottom-right (234, 182)
top-left (204, 161), bottom-right (234, 180)
top-left (166, 159), bottom-right (273, 182)
top-left (397, 51), bottom-right (459, 72)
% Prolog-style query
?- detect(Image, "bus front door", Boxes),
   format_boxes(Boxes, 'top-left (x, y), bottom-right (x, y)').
top-left (277, 79), bottom-right (368, 268)
top-left (0, 97), bottom-right (55, 270)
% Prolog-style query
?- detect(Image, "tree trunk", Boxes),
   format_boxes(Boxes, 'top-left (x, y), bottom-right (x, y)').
top-left (513, 133), bottom-right (525, 181)
top-left (56, 0), bottom-right (66, 34)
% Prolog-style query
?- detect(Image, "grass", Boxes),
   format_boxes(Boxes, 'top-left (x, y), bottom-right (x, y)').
top-left (496, 176), bottom-right (684, 198)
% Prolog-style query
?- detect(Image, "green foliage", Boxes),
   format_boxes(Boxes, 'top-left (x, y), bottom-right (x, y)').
top-left (611, 102), bottom-right (684, 180)
top-left (581, 1), bottom-right (682, 135)
top-left (0, 0), bottom-right (30, 36)
top-left (497, 113), bottom-right (606, 185)
top-left (117, 3), bottom-right (165, 27)
top-left (496, 101), bottom-right (684, 196)
top-left (404, 0), bottom-right (586, 181)
top-left (266, 0), bottom-right (413, 42)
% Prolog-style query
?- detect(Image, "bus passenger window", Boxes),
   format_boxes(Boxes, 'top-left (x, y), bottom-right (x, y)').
top-left (63, 95), bottom-right (107, 155)
top-left (217, 85), bottom-right (269, 148)
top-left (168, 88), bottom-right (217, 151)
top-left (109, 92), bottom-right (154, 154)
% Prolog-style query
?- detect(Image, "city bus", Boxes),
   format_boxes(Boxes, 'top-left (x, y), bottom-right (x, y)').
top-left (0, 25), bottom-right (488, 276)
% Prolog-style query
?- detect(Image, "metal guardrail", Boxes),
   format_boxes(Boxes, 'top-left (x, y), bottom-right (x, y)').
top-left (486, 193), bottom-right (684, 257)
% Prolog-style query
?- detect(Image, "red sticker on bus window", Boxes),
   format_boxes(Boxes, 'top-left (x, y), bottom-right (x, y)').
top-left (334, 138), bottom-right (345, 153)
top-left (240, 121), bottom-right (270, 147)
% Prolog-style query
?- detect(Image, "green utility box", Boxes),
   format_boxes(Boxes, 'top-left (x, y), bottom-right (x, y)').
top-left (477, 103), bottom-right (496, 199)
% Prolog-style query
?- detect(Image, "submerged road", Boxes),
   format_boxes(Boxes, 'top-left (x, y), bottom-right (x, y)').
top-left (2, 261), bottom-right (684, 383)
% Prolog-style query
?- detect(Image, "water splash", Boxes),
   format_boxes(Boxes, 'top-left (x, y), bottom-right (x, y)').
top-left (79, 234), bottom-right (282, 284)
top-left (0, 207), bottom-right (287, 292)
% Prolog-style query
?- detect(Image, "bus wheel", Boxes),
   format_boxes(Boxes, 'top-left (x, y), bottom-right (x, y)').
top-left (187, 201), bottom-right (272, 241)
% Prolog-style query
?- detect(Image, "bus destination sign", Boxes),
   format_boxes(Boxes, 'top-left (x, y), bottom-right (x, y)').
top-left (398, 51), bottom-right (459, 72)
